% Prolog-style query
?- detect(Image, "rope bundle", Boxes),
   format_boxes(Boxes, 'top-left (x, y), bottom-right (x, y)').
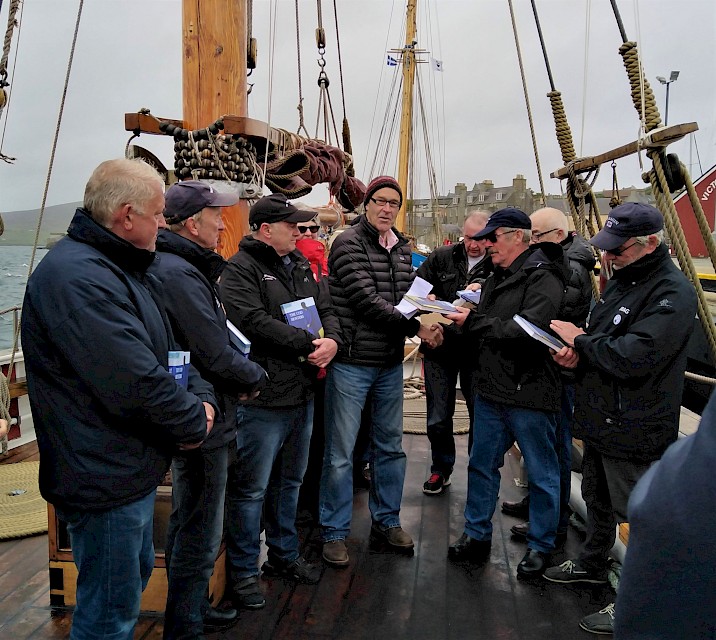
top-left (173, 135), bottom-right (257, 183)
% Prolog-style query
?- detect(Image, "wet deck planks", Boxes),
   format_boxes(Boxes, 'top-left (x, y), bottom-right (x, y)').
top-left (0, 435), bottom-right (612, 639)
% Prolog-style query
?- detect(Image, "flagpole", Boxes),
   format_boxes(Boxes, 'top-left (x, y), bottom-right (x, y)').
top-left (395, 0), bottom-right (417, 233)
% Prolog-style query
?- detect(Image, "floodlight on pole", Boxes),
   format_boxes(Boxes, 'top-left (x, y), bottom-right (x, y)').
top-left (657, 71), bottom-right (680, 126)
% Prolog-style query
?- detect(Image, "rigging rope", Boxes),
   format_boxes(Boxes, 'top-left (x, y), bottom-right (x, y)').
top-left (507, 0), bottom-right (546, 206)
top-left (0, 0), bottom-right (22, 163)
top-left (294, 0), bottom-right (309, 138)
top-left (331, 0), bottom-right (353, 172)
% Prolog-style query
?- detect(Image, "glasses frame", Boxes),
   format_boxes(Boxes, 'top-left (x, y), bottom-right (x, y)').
top-left (532, 228), bottom-right (559, 241)
top-left (369, 196), bottom-right (401, 210)
top-left (607, 240), bottom-right (640, 256)
top-left (298, 225), bottom-right (320, 233)
top-left (484, 229), bottom-right (518, 243)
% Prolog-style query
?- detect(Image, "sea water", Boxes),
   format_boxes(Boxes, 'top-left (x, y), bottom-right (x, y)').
top-left (0, 246), bottom-right (48, 352)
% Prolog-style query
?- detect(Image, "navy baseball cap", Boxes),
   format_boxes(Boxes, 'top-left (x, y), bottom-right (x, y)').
top-left (249, 193), bottom-right (316, 228)
top-left (590, 203), bottom-right (664, 251)
top-left (164, 181), bottom-right (240, 224)
top-left (471, 207), bottom-right (531, 240)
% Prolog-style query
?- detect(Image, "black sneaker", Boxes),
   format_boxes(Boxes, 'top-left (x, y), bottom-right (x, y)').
top-left (543, 559), bottom-right (609, 584)
top-left (233, 575), bottom-right (265, 610)
top-left (579, 603), bottom-right (615, 635)
top-left (422, 472), bottom-right (451, 495)
top-left (262, 554), bottom-right (322, 584)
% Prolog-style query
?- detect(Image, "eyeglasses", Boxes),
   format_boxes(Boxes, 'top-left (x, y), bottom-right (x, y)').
top-left (298, 225), bottom-right (320, 233)
top-left (607, 240), bottom-right (639, 256)
top-left (369, 197), bottom-right (401, 209)
top-left (532, 228), bottom-right (559, 240)
top-left (483, 229), bottom-right (518, 243)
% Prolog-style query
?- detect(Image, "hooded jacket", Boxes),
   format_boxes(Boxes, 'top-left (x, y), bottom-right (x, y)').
top-left (220, 234), bottom-right (342, 407)
top-left (561, 232), bottom-right (596, 326)
top-left (21, 209), bottom-right (213, 512)
top-left (151, 230), bottom-right (267, 449)
top-left (465, 242), bottom-right (568, 413)
top-left (328, 215), bottom-right (420, 367)
top-left (572, 244), bottom-right (697, 460)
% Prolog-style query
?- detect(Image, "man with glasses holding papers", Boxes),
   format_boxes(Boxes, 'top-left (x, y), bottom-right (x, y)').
top-left (544, 202), bottom-right (697, 636)
top-left (444, 207), bottom-right (567, 579)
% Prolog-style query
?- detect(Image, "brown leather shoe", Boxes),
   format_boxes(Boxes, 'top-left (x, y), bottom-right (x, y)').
top-left (322, 540), bottom-right (350, 567)
top-left (370, 525), bottom-right (415, 553)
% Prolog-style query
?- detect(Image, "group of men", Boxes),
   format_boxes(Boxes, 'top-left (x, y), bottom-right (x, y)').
top-left (22, 156), bottom-right (710, 640)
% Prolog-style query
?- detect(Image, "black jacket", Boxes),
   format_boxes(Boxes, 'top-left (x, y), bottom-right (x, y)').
top-left (465, 243), bottom-right (568, 412)
top-left (416, 242), bottom-right (493, 362)
top-left (151, 230), bottom-right (267, 449)
top-left (560, 232), bottom-right (596, 327)
top-left (220, 235), bottom-right (342, 407)
top-left (21, 209), bottom-right (213, 512)
top-left (572, 244), bottom-right (697, 461)
top-left (328, 215), bottom-right (420, 366)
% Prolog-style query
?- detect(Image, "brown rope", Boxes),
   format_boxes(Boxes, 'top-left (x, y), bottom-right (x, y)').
top-left (618, 41), bottom-right (662, 132)
top-left (681, 163), bottom-right (716, 271)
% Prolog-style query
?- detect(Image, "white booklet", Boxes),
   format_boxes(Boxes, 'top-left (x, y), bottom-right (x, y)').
top-left (512, 314), bottom-right (566, 352)
top-left (226, 319), bottom-right (251, 357)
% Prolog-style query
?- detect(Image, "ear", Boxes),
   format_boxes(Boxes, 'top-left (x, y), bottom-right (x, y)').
top-left (119, 204), bottom-right (134, 231)
top-left (184, 216), bottom-right (200, 238)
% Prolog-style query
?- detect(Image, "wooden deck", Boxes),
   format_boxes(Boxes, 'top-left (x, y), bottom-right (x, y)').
top-left (0, 435), bottom-right (612, 640)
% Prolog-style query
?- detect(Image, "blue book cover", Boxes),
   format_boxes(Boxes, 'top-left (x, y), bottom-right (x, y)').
top-left (168, 351), bottom-right (191, 388)
top-left (281, 297), bottom-right (324, 337)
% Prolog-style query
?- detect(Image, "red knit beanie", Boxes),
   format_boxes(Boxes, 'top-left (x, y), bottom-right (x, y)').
top-left (363, 175), bottom-right (403, 208)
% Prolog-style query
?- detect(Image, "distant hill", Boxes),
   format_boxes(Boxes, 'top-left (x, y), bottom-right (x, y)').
top-left (0, 202), bottom-right (81, 246)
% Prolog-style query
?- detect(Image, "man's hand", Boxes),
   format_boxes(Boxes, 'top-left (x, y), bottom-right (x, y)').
top-left (552, 345), bottom-right (580, 369)
top-left (238, 390), bottom-right (261, 401)
top-left (308, 337), bottom-right (339, 368)
top-left (0, 418), bottom-right (8, 439)
top-left (177, 402), bottom-right (215, 451)
top-left (464, 282), bottom-right (482, 292)
top-left (445, 306), bottom-right (471, 327)
top-left (550, 320), bottom-right (586, 347)
top-left (417, 323), bottom-right (444, 349)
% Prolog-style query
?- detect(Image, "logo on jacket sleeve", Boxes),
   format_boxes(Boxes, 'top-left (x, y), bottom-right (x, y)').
top-left (262, 274), bottom-right (277, 281)
top-left (613, 314), bottom-right (622, 325)
top-left (658, 298), bottom-right (673, 308)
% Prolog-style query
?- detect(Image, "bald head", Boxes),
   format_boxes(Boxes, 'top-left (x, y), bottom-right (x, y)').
top-left (529, 207), bottom-right (568, 244)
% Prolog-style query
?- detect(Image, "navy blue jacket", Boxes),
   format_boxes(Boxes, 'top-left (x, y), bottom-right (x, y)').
top-left (614, 391), bottom-right (716, 638)
top-left (22, 209), bottom-right (213, 512)
top-left (151, 230), bottom-right (267, 449)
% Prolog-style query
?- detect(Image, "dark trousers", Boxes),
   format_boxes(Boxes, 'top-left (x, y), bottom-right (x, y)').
top-left (578, 443), bottom-right (651, 572)
top-left (424, 356), bottom-right (474, 476)
top-left (164, 444), bottom-right (230, 640)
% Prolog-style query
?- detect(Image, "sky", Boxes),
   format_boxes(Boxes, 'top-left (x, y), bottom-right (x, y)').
top-left (0, 0), bottom-right (714, 214)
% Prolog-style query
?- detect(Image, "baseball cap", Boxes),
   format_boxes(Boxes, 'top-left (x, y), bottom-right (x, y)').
top-left (471, 207), bottom-right (531, 239)
top-left (164, 181), bottom-right (240, 224)
top-left (249, 193), bottom-right (317, 228)
top-left (590, 203), bottom-right (664, 251)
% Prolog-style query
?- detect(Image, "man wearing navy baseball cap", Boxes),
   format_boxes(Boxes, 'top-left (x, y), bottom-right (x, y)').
top-left (545, 202), bottom-right (698, 635)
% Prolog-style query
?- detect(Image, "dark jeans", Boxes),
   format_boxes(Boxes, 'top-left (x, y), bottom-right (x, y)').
top-left (57, 491), bottom-right (156, 640)
top-left (424, 357), bottom-right (474, 476)
top-left (556, 382), bottom-right (575, 533)
top-left (578, 443), bottom-right (651, 571)
top-left (163, 444), bottom-right (230, 640)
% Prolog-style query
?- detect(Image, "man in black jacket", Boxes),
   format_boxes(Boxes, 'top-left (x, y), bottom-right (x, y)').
top-left (446, 208), bottom-right (567, 579)
top-left (416, 210), bottom-right (493, 495)
top-left (503, 207), bottom-right (596, 544)
top-left (545, 203), bottom-right (697, 635)
top-left (220, 194), bottom-right (342, 608)
top-left (22, 159), bottom-right (216, 640)
top-left (319, 176), bottom-right (443, 568)
top-left (152, 181), bottom-right (268, 639)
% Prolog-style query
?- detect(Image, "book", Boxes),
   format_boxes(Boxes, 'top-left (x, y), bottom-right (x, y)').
top-left (454, 289), bottom-right (481, 309)
top-left (513, 314), bottom-right (566, 352)
top-left (280, 297), bottom-right (324, 338)
top-left (226, 319), bottom-right (251, 357)
top-left (402, 294), bottom-right (459, 315)
top-left (168, 350), bottom-right (191, 388)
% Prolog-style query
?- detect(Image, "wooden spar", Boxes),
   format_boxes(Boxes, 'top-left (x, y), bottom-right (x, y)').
top-left (395, 0), bottom-right (417, 233)
top-left (182, 0), bottom-right (248, 258)
top-left (550, 122), bottom-right (698, 179)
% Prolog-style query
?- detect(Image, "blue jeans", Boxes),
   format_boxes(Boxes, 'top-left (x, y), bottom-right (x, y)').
top-left (57, 491), bottom-right (156, 640)
top-left (465, 395), bottom-right (560, 553)
top-left (163, 444), bottom-right (230, 640)
top-left (556, 382), bottom-right (575, 533)
top-left (319, 362), bottom-right (406, 541)
top-left (225, 401), bottom-right (313, 580)
top-left (424, 356), bottom-right (474, 476)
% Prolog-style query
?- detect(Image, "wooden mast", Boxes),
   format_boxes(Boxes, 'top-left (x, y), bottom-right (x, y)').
top-left (395, 0), bottom-right (417, 233)
top-left (182, 0), bottom-right (249, 258)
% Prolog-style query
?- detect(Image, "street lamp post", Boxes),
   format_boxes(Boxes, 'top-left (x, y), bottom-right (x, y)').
top-left (656, 71), bottom-right (680, 126)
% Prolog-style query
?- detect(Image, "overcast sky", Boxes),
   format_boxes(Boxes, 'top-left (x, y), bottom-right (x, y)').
top-left (0, 0), bottom-right (714, 214)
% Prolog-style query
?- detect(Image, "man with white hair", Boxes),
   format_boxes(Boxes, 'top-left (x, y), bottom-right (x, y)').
top-left (545, 202), bottom-right (697, 635)
top-left (416, 210), bottom-right (493, 495)
top-left (22, 159), bottom-right (216, 640)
